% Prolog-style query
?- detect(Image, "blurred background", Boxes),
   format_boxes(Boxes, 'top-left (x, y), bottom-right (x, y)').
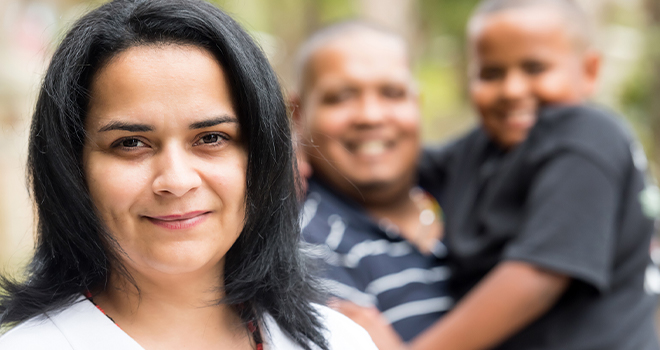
top-left (0, 0), bottom-right (658, 275)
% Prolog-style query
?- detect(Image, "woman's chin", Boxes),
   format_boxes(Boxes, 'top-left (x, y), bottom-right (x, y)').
top-left (129, 254), bottom-right (225, 281)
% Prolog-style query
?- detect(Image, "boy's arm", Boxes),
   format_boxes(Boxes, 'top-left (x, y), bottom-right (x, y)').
top-left (409, 261), bottom-right (570, 350)
top-left (410, 148), bottom-right (619, 350)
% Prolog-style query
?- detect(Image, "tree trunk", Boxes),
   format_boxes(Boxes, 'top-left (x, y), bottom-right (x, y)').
top-left (358, 0), bottom-right (419, 43)
top-left (647, 0), bottom-right (660, 171)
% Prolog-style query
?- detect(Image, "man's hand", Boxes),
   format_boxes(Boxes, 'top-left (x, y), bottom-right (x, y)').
top-left (329, 299), bottom-right (408, 350)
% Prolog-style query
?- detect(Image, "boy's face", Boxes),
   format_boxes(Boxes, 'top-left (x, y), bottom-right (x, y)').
top-left (468, 7), bottom-right (599, 149)
top-left (298, 32), bottom-right (420, 194)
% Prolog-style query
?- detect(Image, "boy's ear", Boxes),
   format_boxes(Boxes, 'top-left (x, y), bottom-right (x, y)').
top-left (582, 50), bottom-right (602, 98)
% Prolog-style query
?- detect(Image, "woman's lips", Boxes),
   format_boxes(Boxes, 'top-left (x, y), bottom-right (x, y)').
top-left (145, 211), bottom-right (210, 230)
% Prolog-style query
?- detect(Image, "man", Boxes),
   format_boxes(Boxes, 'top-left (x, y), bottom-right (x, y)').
top-left (292, 22), bottom-right (451, 348)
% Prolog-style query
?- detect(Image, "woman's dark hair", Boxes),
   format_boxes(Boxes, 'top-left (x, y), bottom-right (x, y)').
top-left (0, 0), bottom-right (327, 348)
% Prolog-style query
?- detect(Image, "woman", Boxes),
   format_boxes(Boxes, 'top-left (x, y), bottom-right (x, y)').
top-left (0, 0), bottom-right (377, 349)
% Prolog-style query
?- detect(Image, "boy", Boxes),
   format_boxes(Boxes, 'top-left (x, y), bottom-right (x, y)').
top-left (413, 0), bottom-right (659, 349)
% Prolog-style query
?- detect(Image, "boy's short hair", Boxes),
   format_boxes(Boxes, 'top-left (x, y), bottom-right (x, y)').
top-left (470, 0), bottom-right (594, 50)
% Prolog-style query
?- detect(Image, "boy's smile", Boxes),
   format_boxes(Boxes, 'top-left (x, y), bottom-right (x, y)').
top-left (468, 6), bottom-right (600, 149)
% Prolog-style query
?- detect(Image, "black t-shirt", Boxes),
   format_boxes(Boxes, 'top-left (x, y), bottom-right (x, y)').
top-left (419, 105), bottom-right (659, 349)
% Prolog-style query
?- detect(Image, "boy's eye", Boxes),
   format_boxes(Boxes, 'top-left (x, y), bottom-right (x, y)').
top-left (522, 61), bottom-right (548, 75)
top-left (479, 66), bottom-right (505, 81)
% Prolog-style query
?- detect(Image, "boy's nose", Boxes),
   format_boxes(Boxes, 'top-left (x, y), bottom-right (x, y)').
top-left (501, 70), bottom-right (530, 100)
top-left (151, 145), bottom-right (202, 198)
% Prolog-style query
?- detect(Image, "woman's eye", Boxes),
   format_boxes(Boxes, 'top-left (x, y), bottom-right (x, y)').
top-left (195, 133), bottom-right (227, 146)
top-left (116, 138), bottom-right (146, 149)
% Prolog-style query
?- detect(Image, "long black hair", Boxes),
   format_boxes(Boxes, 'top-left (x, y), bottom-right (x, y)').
top-left (0, 0), bottom-right (327, 348)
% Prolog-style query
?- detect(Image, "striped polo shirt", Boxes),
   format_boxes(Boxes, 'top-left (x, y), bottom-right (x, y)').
top-left (301, 177), bottom-right (452, 342)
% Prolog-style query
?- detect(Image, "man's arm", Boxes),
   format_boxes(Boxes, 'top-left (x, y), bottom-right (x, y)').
top-left (409, 261), bottom-right (569, 350)
top-left (329, 299), bottom-right (406, 350)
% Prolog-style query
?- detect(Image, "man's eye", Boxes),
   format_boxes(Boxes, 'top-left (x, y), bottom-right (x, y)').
top-left (381, 86), bottom-right (407, 99)
top-left (322, 90), bottom-right (355, 105)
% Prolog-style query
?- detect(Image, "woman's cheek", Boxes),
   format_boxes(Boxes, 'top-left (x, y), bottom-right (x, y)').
top-left (85, 153), bottom-right (152, 219)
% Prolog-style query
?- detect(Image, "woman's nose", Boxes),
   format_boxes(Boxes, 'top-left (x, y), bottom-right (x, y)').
top-left (151, 145), bottom-right (202, 197)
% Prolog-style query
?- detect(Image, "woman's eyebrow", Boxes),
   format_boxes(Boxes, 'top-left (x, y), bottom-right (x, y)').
top-left (96, 116), bottom-right (237, 133)
top-left (98, 121), bottom-right (153, 132)
top-left (189, 115), bottom-right (238, 130)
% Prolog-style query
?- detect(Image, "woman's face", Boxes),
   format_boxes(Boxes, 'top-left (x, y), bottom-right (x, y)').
top-left (82, 45), bottom-right (247, 280)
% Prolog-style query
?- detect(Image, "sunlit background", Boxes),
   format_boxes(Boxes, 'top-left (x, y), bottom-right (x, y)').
top-left (0, 0), bottom-right (658, 277)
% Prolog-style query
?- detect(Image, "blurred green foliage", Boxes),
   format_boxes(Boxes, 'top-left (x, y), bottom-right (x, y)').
top-left (419, 0), bottom-right (478, 38)
top-left (620, 2), bottom-right (660, 175)
top-left (416, 0), bottom-right (480, 140)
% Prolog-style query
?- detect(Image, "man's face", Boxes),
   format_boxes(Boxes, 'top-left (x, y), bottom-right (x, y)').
top-left (468, 7), bottom-right (598, 149)
top-left (299, 32), bottom-right (420, 195)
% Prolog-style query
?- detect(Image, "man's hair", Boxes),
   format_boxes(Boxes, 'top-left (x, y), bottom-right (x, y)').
top-left (294, 20), bottom-right (408, 94)
top-left (470, 0), bottom-right (594, 49)
top-left (0, 1), bottom-right (327, 349)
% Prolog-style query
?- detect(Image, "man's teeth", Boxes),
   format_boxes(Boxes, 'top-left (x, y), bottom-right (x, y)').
top-left (355, 140), bottom-right (387, 155)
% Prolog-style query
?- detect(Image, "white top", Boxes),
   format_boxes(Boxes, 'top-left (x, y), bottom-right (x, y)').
top-left (0, 296), bottom-right (377, 350)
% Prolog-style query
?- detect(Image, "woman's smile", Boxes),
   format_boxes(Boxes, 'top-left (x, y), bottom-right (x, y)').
top-left (144, 210), bottom-right (212, 230)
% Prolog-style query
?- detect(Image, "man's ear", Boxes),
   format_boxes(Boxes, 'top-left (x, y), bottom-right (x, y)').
top-left (582, 49), bottom-right (602, 98)
top-left (289, 94), bottom-right (313, 190)
top-left (289, 94), bottom-right (305, 135)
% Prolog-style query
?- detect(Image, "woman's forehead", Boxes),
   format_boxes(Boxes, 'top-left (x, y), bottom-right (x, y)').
top-left (86, 45), bottom-right (237, 132)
